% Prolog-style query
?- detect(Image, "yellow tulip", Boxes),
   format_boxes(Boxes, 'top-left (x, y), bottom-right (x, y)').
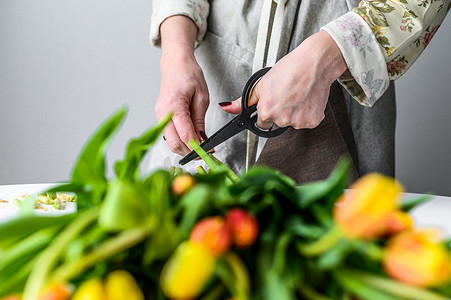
top-left (104, 270), bottom-right (144, 300)
top-left (334, 173), bottom-right (402, 239)
top-left (71, 278), bottom-right (106, 300)
top-left (383, 229), bottom-right (451, 287)
top-left (161, 241), bottom-right (216, 299)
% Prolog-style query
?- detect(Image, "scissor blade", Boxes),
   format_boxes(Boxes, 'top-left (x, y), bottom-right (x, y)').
top-left (179, 116), bottom-right (244, 165)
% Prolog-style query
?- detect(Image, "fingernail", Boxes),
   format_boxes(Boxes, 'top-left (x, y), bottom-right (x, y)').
top-left (199, 131), bottom-right (208, 141)
top-left (218, 102), bottom-right (232, 107)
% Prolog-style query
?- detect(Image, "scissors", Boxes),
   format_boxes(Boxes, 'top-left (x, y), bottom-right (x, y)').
top-left (179, 67), bottom-right (288, 165)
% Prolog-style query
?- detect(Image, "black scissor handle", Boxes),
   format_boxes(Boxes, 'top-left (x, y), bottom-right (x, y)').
top-left (241, 67), bottom-right (288, 138)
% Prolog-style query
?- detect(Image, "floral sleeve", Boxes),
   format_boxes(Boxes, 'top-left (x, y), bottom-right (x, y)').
top-left (322, 0), bottom-right (450, 106)
top-left (150, 0), bottom-right (210, 47)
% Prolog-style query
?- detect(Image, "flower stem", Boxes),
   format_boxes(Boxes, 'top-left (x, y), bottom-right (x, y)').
top-left (345, 268), bottom-right (449, 300)
top-left (23, 208), bottom-right (99, 300)
top-left (297, 225), bottom-right (342, 256)
top-left (53, 226), bottom-right (151, 281)
top-left (189, 140), bottom-right (219, 171)
top-left (296, 284), bottom-right (333, 300)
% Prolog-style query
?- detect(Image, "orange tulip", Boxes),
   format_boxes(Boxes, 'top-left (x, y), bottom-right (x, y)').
top-left (383, 229), bottom-right (451, 287)
top-left (171, 174), bottom-right (196, 196)
top-left (334, 173), bottom-right (402, 239)
top-left (38, 283), bottom-right (72, 300)
top-left (385, 210), bottom-right (413, 236)
top-left (225, 208), bottom-right (259, 249)
top-left (190, 216), bottom-right (232, 256)
top-left (161, 241), bottom-right (216, 299)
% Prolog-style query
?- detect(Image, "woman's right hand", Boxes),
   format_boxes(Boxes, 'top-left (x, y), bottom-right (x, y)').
top-left (155, 16), bottom-right (210, 156)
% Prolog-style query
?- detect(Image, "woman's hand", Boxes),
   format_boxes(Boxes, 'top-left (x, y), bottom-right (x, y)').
top-left (155, 16), bottom-right (210, 156)
top-left (220, 30), bottom-right (347, 130)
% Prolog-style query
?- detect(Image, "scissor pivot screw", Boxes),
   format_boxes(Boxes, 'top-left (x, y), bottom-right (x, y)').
top-left (238, 120), bottom-right (245, 127)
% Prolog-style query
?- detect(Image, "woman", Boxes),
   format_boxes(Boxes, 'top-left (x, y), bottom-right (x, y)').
top-left (148, 0), bottom-right (449, 183)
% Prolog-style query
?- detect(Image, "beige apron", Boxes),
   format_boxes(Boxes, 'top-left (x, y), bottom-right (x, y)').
top-left (257, 81), bottom-right (360, 183)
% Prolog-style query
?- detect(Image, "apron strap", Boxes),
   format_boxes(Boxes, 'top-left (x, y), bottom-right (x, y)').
top-left (247, 0), bottom-right (287, 170)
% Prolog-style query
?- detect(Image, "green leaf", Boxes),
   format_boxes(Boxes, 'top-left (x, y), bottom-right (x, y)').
top-left (98, 179), bottom-right (150, 232)
top-left (285, 216), bottom-right (324, 240)
top-left (295, 158), bottom-right (349, 209)
top-left (143, 171), bottom-right (179, 264)
top-left (114, 113), bottom-right (172, 180)
top-left (71, 106), bottom-right (127, 208)
top-left (317, 239), bottom-right (353, 270)
top-left (400, 194), bottom-right (432, 212)
top-left (257, 241), bottom-right (296, 300)
top-left (342, 269), bottom-right (450, 300)
top-left (178, 184), bottom-right (212, 237)
top-left (333, 269), bottom-right (400, 300)
top-left (0, 214), bottom-right (76, 249)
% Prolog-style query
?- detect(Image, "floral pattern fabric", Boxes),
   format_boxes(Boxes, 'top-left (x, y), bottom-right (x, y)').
top-left (150, 0), bottom-right (450, 106)
top-left (323, 0), bottom-right (450, 106)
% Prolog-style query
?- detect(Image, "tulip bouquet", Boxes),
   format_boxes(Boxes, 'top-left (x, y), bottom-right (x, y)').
top-left (1, 107), bottom-right (451, 300)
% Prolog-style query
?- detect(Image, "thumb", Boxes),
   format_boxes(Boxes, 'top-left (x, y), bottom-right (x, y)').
top-left (219, 97), bottom-right (242, 114)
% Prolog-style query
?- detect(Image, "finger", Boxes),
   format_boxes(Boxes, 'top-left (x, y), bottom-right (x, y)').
top-left (171, 108), bottom-right (201, 151)
top-left (256, 118), bottom-right (274, 130)
top-left (163, 121), bottom-right (191, 156)
top-left (190, 89), bottom-right (209, 141)
top-left (219, 97), bottom-right (242, 114)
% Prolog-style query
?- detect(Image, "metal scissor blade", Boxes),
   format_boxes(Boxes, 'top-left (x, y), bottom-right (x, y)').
top-left (179, 116), bottom-right (244, 165)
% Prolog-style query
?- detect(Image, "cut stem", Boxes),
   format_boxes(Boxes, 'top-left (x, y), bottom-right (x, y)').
top-left (189, 140), bottom-right (219, 171)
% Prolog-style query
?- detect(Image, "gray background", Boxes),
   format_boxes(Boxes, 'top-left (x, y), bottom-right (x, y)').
top-left (1, 1), bottom-right (450, 196)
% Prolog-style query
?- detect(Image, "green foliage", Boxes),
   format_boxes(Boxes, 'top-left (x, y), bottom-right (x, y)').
top-left (2, 107), bottom-right (450, 300)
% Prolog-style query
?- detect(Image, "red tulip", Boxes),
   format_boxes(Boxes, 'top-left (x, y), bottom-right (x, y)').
top-left (226, 208), bottom-right (259, 249)
top-left (190, 216), bottom-right (232, 256)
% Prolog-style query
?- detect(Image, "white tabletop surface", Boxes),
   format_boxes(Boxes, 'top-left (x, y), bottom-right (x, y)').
top-left (0, 184), bottom-right (450, 236)
top-left (0, 183), bottom-right (77, 223)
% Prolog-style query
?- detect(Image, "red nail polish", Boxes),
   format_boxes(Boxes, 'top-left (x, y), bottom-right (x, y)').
top-left (218, 102), bottom-right (232, 107)
top-left (200, 131), bottom-right (208, 140)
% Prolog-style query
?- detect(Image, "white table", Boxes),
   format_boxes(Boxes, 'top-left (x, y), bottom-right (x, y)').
top-left (0, 183), bottom-right (77, 223)
top-left (0, 184), bottom-right (450, 236)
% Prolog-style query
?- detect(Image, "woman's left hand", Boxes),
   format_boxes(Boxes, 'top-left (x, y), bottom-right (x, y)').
top-left (220, 30), bottom-right (348, 130)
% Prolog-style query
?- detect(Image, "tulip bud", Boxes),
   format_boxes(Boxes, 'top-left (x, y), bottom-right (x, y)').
top-left (72, 278), bottom-right (106, 300)
top-left (334, 173), bottom-right (402, 239)
top-left (38, 283), bottom-right (72, 300)
top-left (171, 174), bottom-right (196, 196)
top-left (161, 241), bottom-right (216, 299)
top-left (383, 229), bottom-right (451, 287)
top-left (225, 208), bottom-right (259, 249)
top-left (385, 210), bottom-right (413, 236)
top-left (105, 270), bottom-right (144, 300)
top-left (190, 216), bottom-right (232, 256)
